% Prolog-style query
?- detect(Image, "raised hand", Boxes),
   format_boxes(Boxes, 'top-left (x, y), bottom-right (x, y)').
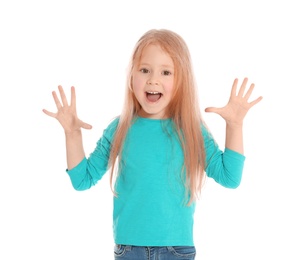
top-left (205, 78), bottom-right (263, 126)
top-left (43, 85), bottom-right (92, 134)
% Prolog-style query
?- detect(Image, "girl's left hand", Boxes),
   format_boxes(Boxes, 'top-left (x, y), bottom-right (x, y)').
top-left (205, 77), bottom-right (263, 126)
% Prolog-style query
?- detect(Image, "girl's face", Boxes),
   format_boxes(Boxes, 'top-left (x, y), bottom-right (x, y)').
top-left (132, 44), bottom-right (175, 119)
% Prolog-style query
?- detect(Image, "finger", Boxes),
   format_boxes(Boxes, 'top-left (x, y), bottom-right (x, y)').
top-left (249, 96), bottom-right (263, 107)
top-left (80, 121), bottom-right (93, 130)
top-left (82, 124), bottom-right (93, 130)
top-left (58, 85), bottom-right (69, 107)
top-left (52, 91), bottom-right (62, 109)
top-left (230, 78), bottom-right (238, 97)
top-left (237, 77), bottom-right (248, 97)
top-left (205, 107), bottom-right (221, 113)
top-left (70, 86), bottom-right (76, 109)
top-left (42, 109), bottom-right (57, 118)
top-left (244, 83), bottom-right (255, 100)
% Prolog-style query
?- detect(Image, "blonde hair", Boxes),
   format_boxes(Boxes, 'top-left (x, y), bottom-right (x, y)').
top-left (109, 29), bottom-right (207, 205)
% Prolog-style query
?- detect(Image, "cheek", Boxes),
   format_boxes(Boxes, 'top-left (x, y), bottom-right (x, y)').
top-left (132, 77), bottom-right (146, 100)
top-left (164, 80), bottom-right (174, 96)
top-left (132, 75), bottom-right (144, 91)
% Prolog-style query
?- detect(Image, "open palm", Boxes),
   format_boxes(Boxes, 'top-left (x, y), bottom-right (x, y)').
top-left (42, 85), bottom-right (92, 133)
top-left (205, 78), bottom-right (263, 126)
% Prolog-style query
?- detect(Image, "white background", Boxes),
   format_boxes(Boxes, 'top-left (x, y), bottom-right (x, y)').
top-left (1, 0), bottom-right (300, 259)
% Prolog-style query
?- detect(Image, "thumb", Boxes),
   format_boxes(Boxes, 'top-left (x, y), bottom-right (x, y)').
top-left (205, 107), bottom-right (220, 113)
top-left (81, 121), bottom-right (93, 130)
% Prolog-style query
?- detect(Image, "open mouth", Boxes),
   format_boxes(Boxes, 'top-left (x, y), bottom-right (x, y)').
top-left (146, 91), bottom-right (162, 102)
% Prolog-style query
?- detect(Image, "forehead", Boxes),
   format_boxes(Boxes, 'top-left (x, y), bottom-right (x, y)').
top-left (139, 44), bottom-right (174, 65)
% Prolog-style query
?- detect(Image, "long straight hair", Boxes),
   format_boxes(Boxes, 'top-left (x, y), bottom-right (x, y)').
top-left (109, 29), bottom-right (207, 205)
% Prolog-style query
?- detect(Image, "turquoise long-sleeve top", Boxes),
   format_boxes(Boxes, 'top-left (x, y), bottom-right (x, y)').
top-left (67, 116), bottom-right (245, 246)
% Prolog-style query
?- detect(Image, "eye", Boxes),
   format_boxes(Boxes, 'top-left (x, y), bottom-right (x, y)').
top-left (162, 70), bottom-right (172, 76)
top-left (140, 68), bottom-right (149, 73)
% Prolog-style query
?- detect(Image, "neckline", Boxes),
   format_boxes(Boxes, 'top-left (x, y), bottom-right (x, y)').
top-left (136, 116), bottom-right (172, 123)
top-left (133, 116), bottom-right (172, 124)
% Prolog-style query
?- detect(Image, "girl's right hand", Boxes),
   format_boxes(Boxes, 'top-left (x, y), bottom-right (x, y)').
top-left (42, 85), bottom-right (92, 134)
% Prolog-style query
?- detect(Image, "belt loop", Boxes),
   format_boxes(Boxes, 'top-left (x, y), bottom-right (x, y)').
top-left (167, 246), bottom-right (173, 251)
top-left (125, 245), bottom-right (132, 251)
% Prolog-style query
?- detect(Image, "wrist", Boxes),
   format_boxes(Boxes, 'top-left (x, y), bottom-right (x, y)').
top-left (64, 129), bottom-right (82, 138)
top-left (226, 121), bottom-right (243, 129)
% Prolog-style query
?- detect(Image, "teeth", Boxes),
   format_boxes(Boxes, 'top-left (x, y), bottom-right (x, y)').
top-left (146, 91), bottom-right (160, 94)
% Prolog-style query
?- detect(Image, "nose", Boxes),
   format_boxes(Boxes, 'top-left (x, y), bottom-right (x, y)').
top-left (147, 74), bottom-right (159, 85)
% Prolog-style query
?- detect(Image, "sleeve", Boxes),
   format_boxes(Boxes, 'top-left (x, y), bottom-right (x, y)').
top-left (202, 126), bottom-right (246, 188)
top-left (66, 118), bottom-right (119, 191)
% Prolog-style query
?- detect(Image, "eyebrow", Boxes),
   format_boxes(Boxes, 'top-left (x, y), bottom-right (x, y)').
top-left (139, 63), bottom-right (174, 69)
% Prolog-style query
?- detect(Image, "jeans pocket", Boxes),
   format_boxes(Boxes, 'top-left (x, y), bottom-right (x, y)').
top-left (114, 244), bottom-right (127, 257)
top-left (167, 246), bottom-right (196, 258)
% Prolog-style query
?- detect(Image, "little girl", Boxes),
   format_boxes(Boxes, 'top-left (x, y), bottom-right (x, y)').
top-left (43, 29), bottom-right (262, 260)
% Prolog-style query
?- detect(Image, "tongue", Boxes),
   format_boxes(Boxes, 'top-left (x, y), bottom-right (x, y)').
top-left (147, 93), bottom-right (161, 102)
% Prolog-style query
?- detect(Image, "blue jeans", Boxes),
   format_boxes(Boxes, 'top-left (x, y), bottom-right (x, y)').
top-left (114, 245), bottom-right (196, 260)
